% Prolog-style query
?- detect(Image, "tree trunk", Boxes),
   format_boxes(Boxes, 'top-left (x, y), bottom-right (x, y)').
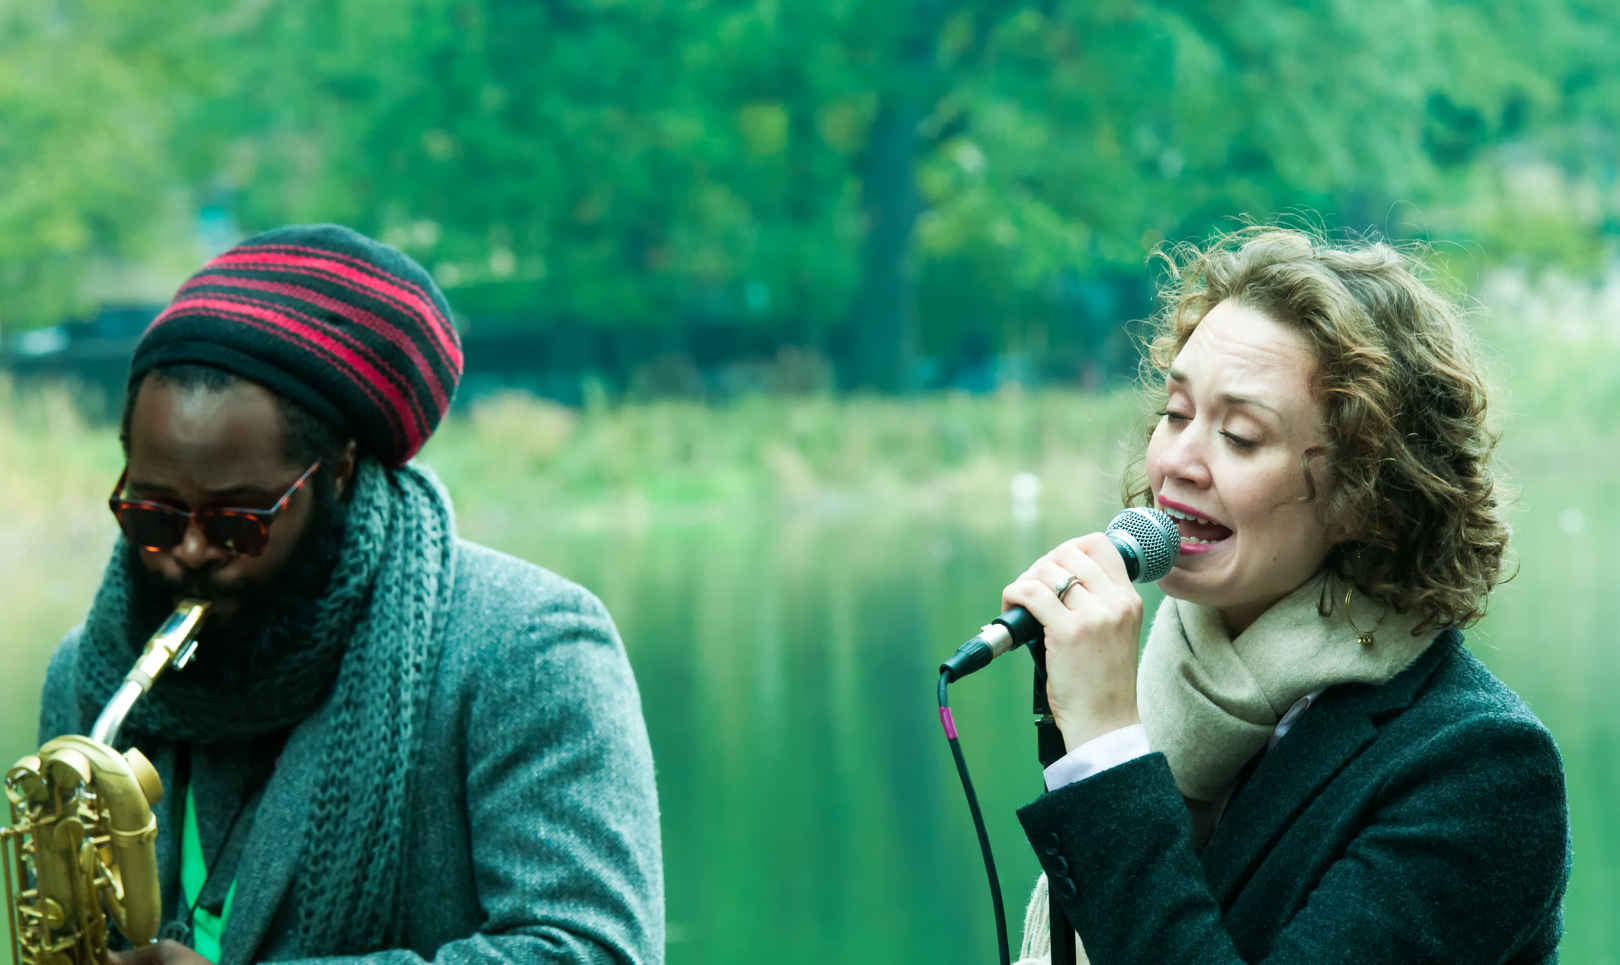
top-left (848, 0), bottom-right (957, 393)
top-left (851, 96), bottom-right (926, 392)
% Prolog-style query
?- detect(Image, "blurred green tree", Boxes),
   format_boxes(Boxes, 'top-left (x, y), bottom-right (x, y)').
top-left (3, 0), bottom-right (1618, 387)
top-left (0, 0), bottom-right (196, 328)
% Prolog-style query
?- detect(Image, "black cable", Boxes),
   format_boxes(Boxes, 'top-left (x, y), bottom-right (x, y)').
top-left (938, 670), bottom-right (1010, 965)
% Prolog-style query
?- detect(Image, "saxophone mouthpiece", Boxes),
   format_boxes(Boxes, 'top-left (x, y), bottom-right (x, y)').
top-left (89, 599), bottom-right (211, 746)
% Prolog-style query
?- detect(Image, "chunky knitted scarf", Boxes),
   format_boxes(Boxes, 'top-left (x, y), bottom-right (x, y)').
top-left (75, 459), bottom-right (455, 956)
top-left (1016, 573), bottom-right (1437, 965)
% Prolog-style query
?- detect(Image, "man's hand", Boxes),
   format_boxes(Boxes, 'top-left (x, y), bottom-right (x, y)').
top-left (109, 940), bottom-right (216, 965)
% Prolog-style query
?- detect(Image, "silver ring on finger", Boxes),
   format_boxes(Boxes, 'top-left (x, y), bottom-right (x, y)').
top-left (1054, 573), bottom-right (1081, 602)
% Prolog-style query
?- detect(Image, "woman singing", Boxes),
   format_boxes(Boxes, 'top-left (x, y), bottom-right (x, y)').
top-left (1007, 229), bottom-right (1568, 964)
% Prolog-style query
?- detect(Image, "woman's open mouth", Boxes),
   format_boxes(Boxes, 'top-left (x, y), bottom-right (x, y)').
top-left (1159, 502), bottom-right (1234, 546)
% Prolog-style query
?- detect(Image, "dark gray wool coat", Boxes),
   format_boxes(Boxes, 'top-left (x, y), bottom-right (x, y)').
top-left (39, 541), bottom-right (663, 965)
top-left (1021, 630), bottom-right (1571, 964)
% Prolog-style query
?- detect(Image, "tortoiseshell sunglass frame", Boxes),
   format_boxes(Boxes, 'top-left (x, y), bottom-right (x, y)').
top-left (107, 460), bottom-right (322, 557)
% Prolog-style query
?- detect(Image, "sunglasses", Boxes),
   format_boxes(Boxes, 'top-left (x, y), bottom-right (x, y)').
top-left (108, 460), bottom-right (322, 557)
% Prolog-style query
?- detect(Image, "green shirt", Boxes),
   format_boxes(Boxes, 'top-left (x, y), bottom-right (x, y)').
top-left (181, 785), bottom-right (237, 963)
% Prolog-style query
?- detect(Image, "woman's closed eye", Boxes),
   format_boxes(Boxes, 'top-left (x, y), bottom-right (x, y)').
top-left (1158, 405), bottom-right (1259, 450)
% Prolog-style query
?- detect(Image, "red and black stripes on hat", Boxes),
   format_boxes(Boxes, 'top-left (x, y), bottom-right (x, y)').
top-left (131, 224), bottom-right (463, 467)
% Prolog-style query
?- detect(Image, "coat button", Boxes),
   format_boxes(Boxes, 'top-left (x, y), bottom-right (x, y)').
top-left (1040, 832), bottom-right (1061, 855)
top-left (1050, 856), bottom-right (1069, 876)
top-left (1056, 876), bottom-right (1078, 900)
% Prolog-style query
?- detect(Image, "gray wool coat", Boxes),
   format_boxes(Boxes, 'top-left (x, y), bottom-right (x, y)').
top-left (39, 540), bottom-right (664, 965)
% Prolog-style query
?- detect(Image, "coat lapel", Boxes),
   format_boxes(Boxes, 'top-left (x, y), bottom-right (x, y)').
top-left (218, 704), bottom-right (329, 965)
top-left (1200, 630), bottom-right (1460, 906)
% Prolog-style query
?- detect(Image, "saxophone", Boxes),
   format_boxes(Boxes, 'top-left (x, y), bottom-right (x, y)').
top-left (2, 601), bottom-right (210, 965)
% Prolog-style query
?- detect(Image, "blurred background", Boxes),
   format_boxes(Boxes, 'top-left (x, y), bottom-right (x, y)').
top-left (1, 0), bottom-right (1619, 962)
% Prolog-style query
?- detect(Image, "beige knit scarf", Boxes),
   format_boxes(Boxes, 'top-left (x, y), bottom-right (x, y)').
top-left (1015, 573), bottom-right (1437, 965)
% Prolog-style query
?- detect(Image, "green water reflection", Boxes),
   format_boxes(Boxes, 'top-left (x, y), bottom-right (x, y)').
top-left (2, 451), bottom-right (1615, 963)
top-left (469, 465), bottom-right (1617, 963)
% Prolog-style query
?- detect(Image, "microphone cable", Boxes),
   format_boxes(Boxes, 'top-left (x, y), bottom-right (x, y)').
top-left (934, 508), bottom-right (1178, 965)
top-left (937, 670), bottom-right (1010, 965)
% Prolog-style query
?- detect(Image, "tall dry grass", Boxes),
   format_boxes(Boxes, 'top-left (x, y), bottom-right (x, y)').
top-left (0, 381), bottom-right (124, 765)
top-left (423, 387), bottom-right (1146, 532)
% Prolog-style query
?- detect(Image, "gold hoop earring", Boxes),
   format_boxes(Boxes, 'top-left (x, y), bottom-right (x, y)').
top-left (1344, 586), bottom-right (1383, 647)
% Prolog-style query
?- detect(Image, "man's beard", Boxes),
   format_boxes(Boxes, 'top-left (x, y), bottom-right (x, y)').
top-left (123, 479), bottom-right (350, 690)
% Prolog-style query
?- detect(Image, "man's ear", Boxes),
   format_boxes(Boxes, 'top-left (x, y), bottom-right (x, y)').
top-left (332, 440), bottom-right (359, 499)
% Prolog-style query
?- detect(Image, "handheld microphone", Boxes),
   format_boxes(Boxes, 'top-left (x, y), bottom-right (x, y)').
top-left (939, 507), bottom-right (1180, 682)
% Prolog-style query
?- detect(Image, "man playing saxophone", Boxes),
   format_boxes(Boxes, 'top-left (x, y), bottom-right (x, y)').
top-left (34, 225), bottom-right (664, 965)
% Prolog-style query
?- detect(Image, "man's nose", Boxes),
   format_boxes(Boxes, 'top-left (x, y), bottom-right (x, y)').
top-left (169, 518), bottom-right (219, 570)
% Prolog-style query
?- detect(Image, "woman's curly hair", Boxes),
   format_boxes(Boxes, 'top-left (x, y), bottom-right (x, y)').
top-left (1125, 226), bottom-right (1511, 630)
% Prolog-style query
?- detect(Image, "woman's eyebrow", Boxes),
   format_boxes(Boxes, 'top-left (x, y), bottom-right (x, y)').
top-left (1167, 368), bottom-right (1281, 416)
top-left (1218, 391), bottom-right (1282, 416)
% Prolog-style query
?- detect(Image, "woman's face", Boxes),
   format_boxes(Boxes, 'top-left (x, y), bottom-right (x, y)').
top-left (1147, 299), bottom-right (1333, 633)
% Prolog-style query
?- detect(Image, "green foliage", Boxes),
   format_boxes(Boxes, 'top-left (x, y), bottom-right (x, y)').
top-left (0, 0), bottom-right (188, 325)
top-left (174, 0), bottom-right (877, 326)
top-left (928, 0), bottom-right (1617, 287)
top-left (3, 0), bottom-right (1620, 351)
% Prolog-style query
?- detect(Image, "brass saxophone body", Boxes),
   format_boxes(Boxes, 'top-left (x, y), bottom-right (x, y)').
top-left (3, 601), bottom-right (209, 965)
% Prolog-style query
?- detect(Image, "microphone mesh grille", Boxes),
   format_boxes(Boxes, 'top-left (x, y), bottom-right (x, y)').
top-left (1106, 508), bottom-right (1180, 583)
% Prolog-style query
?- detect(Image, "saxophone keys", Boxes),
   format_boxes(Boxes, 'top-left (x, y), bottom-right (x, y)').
top-left (44, 750), bottom-right (93, 791)
top-left (122, 749), bottom-right (163, 807)
top-left (36, 895), bottom-right (67, 928)
top-left (6, 757), bottom-right (45, 804)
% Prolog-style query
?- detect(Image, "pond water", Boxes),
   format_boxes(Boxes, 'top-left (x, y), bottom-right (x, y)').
top-left (2, 437), bottom-right (1616, 964)
top-left (497, 476), bottom-right (1618, 965)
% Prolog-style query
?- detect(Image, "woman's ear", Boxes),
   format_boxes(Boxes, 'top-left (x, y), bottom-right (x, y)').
top-left (332, 440), bottom-right (359, 499)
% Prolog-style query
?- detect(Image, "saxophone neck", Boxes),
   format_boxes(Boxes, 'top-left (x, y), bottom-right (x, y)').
top-left (89, 599), bottom-right (211, 746)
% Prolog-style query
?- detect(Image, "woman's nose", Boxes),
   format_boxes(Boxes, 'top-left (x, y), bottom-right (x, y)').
top-left (1158, 425), bottom-right (1212, 488)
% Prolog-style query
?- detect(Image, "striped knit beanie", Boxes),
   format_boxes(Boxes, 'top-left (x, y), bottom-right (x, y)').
top-left (130, 224), bottom-right (463, 467)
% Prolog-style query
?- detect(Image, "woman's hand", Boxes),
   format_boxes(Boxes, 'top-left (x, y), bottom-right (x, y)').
top-left (1001, 533), bottom-right (1145, 751)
